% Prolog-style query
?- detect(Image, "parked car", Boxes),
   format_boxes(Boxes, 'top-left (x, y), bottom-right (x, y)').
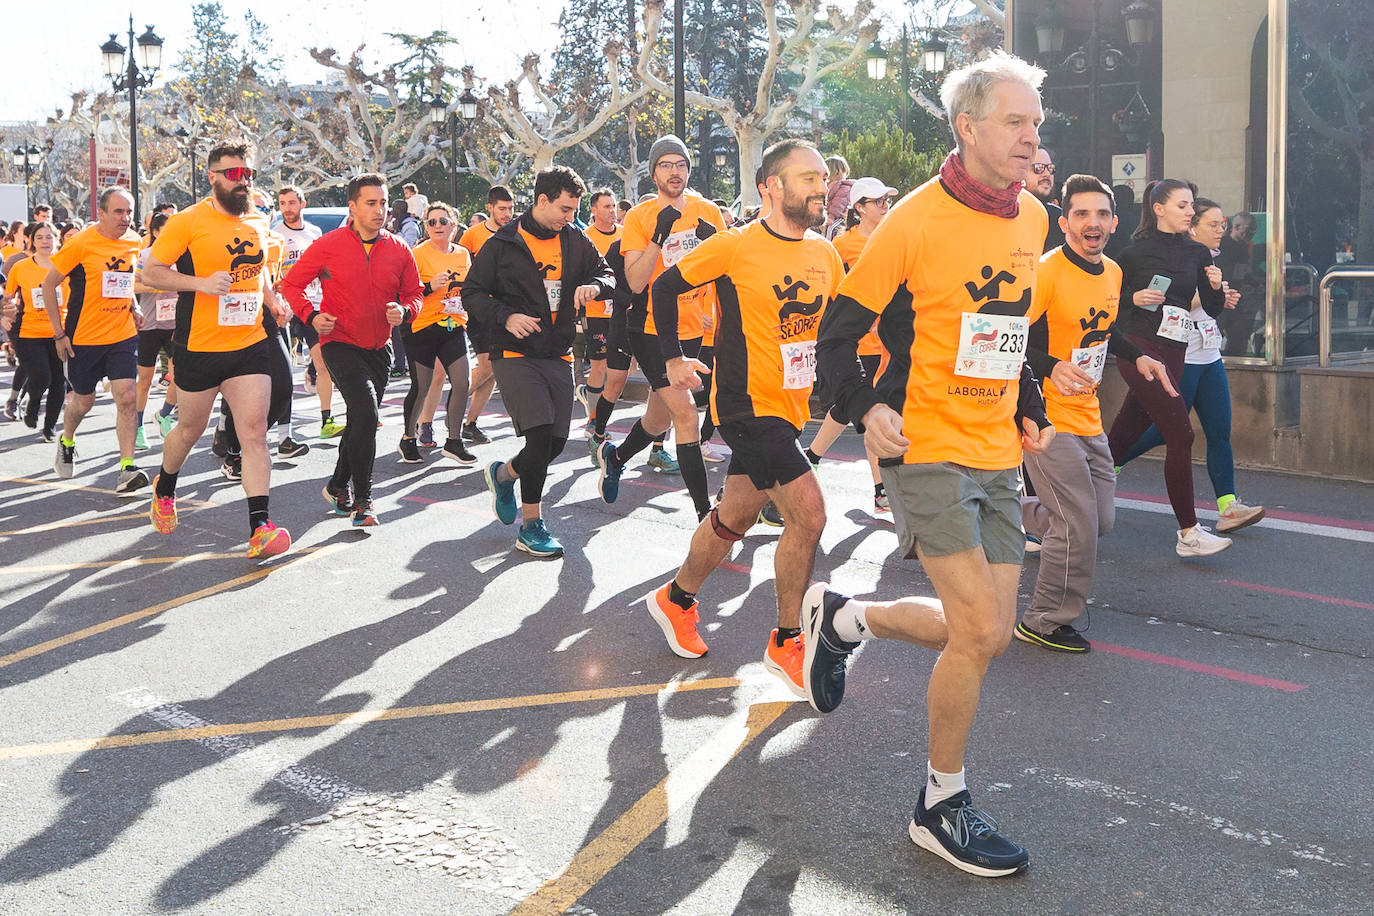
top-left (301, 206), bottom-right (348, 234)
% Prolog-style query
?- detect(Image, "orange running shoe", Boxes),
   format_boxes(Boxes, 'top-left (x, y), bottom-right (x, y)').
top-left (247, 521), bottom-right (292, 559)
top-left (646, 582), bottom-right (708, 658)
top-left (148, 478), bottom-right (177, 535)
top-left (763, 628), bottom-right (806, 697)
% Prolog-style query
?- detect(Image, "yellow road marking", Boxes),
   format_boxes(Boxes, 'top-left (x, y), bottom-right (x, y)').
top-left (0, 476), bottom-right (218, 508)
top-left (0, 676), bottom-right (743, 761)
top-left (0, 543), bottom-right (343, 670)
top-left (510, 701), bottom-right (791, 916)
top-left (0, 551), bottom-right (248, 575)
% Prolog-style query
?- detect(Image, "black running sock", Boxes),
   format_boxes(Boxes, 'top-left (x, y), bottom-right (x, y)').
top-left (615, 421), bottom-right (654, 468)
top-left (677, 442), bottom-right (711, 518)
top-left (155, 468), bottom-right (178, 497)
top-left (875, 483), bottom-right (885, 497)
top-left (804, 448), bottom-right (821, 466)
top-left (775, 625), bottom-right (802, 647)
top-left (668, 580), bottom-right (696, 610)
top-left (321, 409), bottom-right (332, 423)
top-left (594, 396), bottom-right (616, 437)
top-left (247, 495), bottom-right (270, 536)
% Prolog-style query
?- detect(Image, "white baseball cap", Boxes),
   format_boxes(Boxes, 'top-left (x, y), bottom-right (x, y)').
top-left (850, 177), bottom-right (899, 203)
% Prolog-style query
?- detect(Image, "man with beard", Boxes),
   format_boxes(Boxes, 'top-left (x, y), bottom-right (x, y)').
top-left (41, 187), bottom-right (146, 491)
top-left (142, 143), bottom-right (293, 558)
top-left (637, 138), bottom-right (842, 697)
top-left (1017, 174), bottom-right (1173, 652)
top-left (594, 135), bottom-right (727, 520)
top-left (283, 174), bottom-right (422, 527)
top-left (1029, 147), bottom-right (1064, 252)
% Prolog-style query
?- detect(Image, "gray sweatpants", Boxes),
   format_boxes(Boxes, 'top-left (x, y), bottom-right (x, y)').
top-left (1020, 431), bottom-right (1116, 633)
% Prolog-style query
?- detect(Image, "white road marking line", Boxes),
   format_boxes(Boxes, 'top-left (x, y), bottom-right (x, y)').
top-left (1115, 498), bottom-right (1374, 544)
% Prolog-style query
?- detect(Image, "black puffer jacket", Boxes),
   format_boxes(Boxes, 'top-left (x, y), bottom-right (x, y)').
top-left (463, 213), bottom-right (615, 359)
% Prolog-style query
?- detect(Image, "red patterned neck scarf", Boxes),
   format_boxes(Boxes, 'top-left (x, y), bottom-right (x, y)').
top-left (938, 151), bottom-right (1023, 219)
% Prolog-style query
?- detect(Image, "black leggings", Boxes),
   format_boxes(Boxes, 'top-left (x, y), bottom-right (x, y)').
top-left (13, 338), bottom-right (63, 432)
top-left (510, 423), bottom-right (567, 506)
top-left (1107, 334), bottom-right (1196, 528)
top-left (322, 341), bottom-right (392, 504)
top-left (403, 329), bottom-right (470, 439)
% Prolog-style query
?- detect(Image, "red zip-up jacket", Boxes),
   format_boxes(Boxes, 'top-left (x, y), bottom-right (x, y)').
top-left (282, 224), bottom-right (422, 350)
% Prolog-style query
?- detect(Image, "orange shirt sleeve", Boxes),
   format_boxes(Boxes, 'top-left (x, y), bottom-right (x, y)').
top-left (149, 213), bottom-right (193, 266)
top-left (48, 236), bottom-right (82, 277)
top-left (620, 206), bottom-right (650, 254)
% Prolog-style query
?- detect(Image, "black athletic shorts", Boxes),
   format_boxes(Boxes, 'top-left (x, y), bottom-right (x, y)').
top-left (67, 337), bottom-right (137, 395)
top-left (405, 322), bottom-right (468, 367)
top-left (137, 328), bottom-right (175, 368)
top-left (584, 317), bottom-right (610, 363)
top-left (172, 336), bottom-right (274, 393)
top-left (291, 314), bottom-right (319, 349)
top-left (719, 415), bottom-right (812, 491)
top-left (629, 331), bottom-right (700, 391)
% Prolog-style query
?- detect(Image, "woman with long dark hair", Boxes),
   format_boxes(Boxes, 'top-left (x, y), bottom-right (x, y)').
top-left (1107, 179), bottom-right (1231, 557)
top-left (3, 221), bottom-right (68, 438)
top-left (1114, 198), bottom-right (1265, 534)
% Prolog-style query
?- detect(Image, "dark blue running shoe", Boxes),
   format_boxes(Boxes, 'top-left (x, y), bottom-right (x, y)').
top-left (909, 788), bottom-right (1029, 877)
top-left (800, 582), bottom-right (859, 714)
top-left (484, 461), bottom-right (518, 525)
top-left (595, 440), bottom-right (622, 504)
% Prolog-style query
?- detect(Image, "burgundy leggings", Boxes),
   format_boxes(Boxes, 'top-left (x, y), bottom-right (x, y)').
top-left (1107, 334), bottom-right (1197, 528)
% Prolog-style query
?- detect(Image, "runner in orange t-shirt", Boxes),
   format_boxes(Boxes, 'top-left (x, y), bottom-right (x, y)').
top-left (42, 187), bottom-right (146, 491)
top-left (4, 222), bottom-right (68, 437)
top-left (803, 176), bottom-right (898, 514)
top-left (595, 135), bottom-right (726, 519)
top-left (806, 54), bottom-right (1059, 879)
top-left (575, 187), bottom-right (623, 435)
top-left (457, 184), bottom-right (516, 445)
top-left (141, 142), bottom-right (293, 559)
top-left (620, 138), bottom-right (839, 697)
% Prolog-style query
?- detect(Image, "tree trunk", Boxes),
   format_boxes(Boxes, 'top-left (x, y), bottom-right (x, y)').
top-left (737, 126), bottom-right (764, 209)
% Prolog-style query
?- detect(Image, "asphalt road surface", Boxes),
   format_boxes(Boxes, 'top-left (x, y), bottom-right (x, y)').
top-left (1, 367), bottom-right (1370, 915)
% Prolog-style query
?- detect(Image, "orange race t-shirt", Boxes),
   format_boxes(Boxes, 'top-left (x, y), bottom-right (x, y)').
top-left (265, 229), bottom-right (285, 286)
top-left (412, 240), bottom-right (473, 332)
top-left (620, 191), bottom-right (724, 339)
top-left (832, 226), bottom-right (884, 357)
top-left (1035, 246), bottom-right (1123, 437)
top-left (503, 227), bottom-right (566, 360)
top-left (676, 220), bottom-right (843, 431)
top-left (838, 178), bottom-right (1048, 470)
top-left (46, 225), bottom-right (141, 346)
top-left (459, 221), bottom-right (498, 258)
top-left (583, 223), bottom-right (622, 319)
top-left (150, 198), bottom-right (271, 353)
top-left (4, 257), bottom-right (68, 339)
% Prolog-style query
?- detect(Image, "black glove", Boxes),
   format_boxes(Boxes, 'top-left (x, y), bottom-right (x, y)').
top-left (1014, 362), bottom-right (1051, 432)
top-left (695, 218), bottom-right (717, 241)
top-left (651, 206), bottom-right (682, 246)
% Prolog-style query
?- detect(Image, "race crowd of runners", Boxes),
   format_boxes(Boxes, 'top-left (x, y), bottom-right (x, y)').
top-left (1, 51), bottom-right (1271, 878)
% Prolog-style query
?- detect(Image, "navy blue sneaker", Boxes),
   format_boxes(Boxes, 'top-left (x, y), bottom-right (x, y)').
top-left (800, 582), bottom-right (860, 714)
top-left (484, 461), bottom-right (518, 524)
top-left (909, 788), bottom-right (1029, 877)
top-left (594, 440), bottom-right (622, 504)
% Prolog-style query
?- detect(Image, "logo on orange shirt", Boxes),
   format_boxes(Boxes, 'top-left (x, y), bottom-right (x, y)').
top-left (105, 256), bottom-right (130, 271)
top-left (964, 265), bottom-right (1030, 315)
top-left (773, 275), bottom-right (824, 338)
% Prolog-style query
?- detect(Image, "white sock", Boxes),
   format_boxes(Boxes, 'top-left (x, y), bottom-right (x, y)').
top-left (925, 763), bottom-right (966, 808)
top-left (832, 599), bottom-right (875, 643)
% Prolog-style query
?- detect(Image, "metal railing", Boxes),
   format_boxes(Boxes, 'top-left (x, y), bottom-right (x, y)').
top-left (1318, 267), bottom-right (1374, 367)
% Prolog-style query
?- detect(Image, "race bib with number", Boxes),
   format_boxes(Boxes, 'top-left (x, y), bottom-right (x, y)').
top-left (1196, 317), bottom-right (1222, 350)
top-left (102, 270), bottom-right (134, 299)
top-left (218, 292), bottom-right (262, 327)
top-left (441, 295), bottom-right (466, 317)
top-left (31, 287), bottom-right (63, 310)
top-left (659, 228), bottom-right (701, 268)
top-left (780, 340), bottom-right (817, 390)
top-left (954, 313), bottom-right (1028, 380)
top-left (1069, 342), bottom-right (1108, 387)
top-left (544, 279), bottom-right (562, 314)
top-left (1157, 305), bottom-right (1190, 343)
top-left (155, 293), bottom-right (177, 322)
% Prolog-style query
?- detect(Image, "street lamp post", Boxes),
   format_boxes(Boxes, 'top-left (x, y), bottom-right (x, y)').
top-left (11, 145), bottom-right (43, 211)
top-left (429, 87), bottom-right (479, 207)
top-left (100, 15), bottom-right (163, 225)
